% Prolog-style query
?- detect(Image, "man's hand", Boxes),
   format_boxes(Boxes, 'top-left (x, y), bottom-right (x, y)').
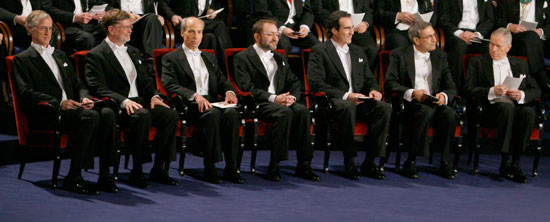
top-left (397, 12), bottom-right (416, 24)
top-left (274, 92), bottom-right (294, 106)
top-left (129, 13), bottom-right (141, 23)
top-left (298, 26), bottom-right (309, 38)
top-left (151, 96), bottom-right (169, 109)
top-left (434, 93), bottom-right (446, 106)
top-left (459, 31), bottom-right (477, 45)
top-left (74, 13), bottom-right (92, 24)
top-left (347, 92), bottom-right (367, 105)
top-left (61, 99), bottom-right (82, 110)
top-left (124, 100), bottom-right (143, 115)
top-left (369, 90), bottom-right (382, 101)
top-left (81, 98), bottom-right (94, 110)
top-left (508, 24), bottom-right (527, 33)
top-left (412, 89), bottom-right (429, 102)
top-left (205, 9), bottom-right (217, 19)
top-left (494, 85), bottom-right (508, 96)
top-left (157, 15), bottom-right (165, 26)
top-left (171, 15), bottom-right (183, 26)
top-left (195, 94), bottom-right (212, 112)
top-left (354, 21), bottom-right (368, 34)
top-left (15, 15), bottom-right (27, 26)
top-left (224, 92), bottom-right (238, 105)
top-left (92, 11), bottom-right (105, 21)
top-left (282, 27), bottom-right (299, 39)
top-left (506, 89), bottom-right (523, 101)
top-left (535, 28), bottom-right (543, 37)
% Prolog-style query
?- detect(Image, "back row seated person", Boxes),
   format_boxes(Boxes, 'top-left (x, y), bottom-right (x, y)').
top-left (85, 9), bottom-right (179, 188)
top-left (385, 21), bottom-right (458, 180)
top-left (161, 17), bottom-right (243, 184)
top-left (308, 11), bottom-right (391, 180)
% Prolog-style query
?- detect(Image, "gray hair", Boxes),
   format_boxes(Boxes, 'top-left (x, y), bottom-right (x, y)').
top-left (491, 28), bottom-right (512, 46)
top-left (25, 10), bottom-right (51, 28)
top-left (181, 16), bottom-right (205, 31)
top-left (408, 21), bottom-right (432, 42)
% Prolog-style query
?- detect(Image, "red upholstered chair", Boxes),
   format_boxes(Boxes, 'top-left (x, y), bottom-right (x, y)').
top-left (380, 50), bottom-right (464, 172)
top-left (301, 48), bottom-right (370, 173)
top-left (463, 54), bottom-right (544, 176)
top-left (6, 55), bottom-right (69, 188)
top-left (225, 48), bottom-right (291, 174)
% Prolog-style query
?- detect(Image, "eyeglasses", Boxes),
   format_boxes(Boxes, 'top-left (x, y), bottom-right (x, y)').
top-left (114, 25), bottom-right (133, 30)
top-left (35, 26), bottom-right (53, 32)
top-left (262, 32), bottom-right (281, 38)
top-left (418, 34), bottom-right (437, 39)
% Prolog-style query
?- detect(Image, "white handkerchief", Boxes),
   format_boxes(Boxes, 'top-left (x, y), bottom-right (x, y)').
top-left (63, 62), bottom-right (68, 67)
top-left (359, 58), bottom-right (364, 63)
top-left (283, 61), bottom-right (286, 66)
top-left (138, 60), bottom-right (142, 64)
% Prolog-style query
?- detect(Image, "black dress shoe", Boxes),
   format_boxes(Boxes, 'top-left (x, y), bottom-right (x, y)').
top-left (439, 162), bottom-right (456, 180)
top-left (129, 171), bottom-right (151, 188)
top-left (344, 165), bottom-right (361, 180)
top-left (360, 163), bottom-right (385, 180)
top-left (204, 168), bottom-right (222, 184)
top-left (267, 163), bottom-right (281, 181)
top-left (499, 160), bottom-right (513, 180)
top-left (510, 164), bottom-right (528, 183)
top-left (98, 175), bottom-right (119, 193)
top-left (223, 167), bottom-right (245, 184)
top-left (64, 175), bottom-right (99, 195)
top-left (295, 165), bottom-right (320, 181)
top-left (402, 161), bottom-right (419, 179)
top-left (150, 167), bottom-right (179, 186)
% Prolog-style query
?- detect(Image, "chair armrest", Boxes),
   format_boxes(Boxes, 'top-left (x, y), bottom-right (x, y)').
top-left (529, 98), bottom-right (546, 124)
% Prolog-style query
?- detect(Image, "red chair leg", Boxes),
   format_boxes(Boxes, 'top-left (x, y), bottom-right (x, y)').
top-left (17, 146), bottom-right (27, 179)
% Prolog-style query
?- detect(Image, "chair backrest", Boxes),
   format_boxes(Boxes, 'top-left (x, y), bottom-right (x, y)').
top-left (0, 21), bottom-right (13, 55)
top-left (73, 50), bottom-right (90, 85)
top-left (152, 48), bottom-right (215, 95)
top-left (378, 50), bottom-right (391, 94)
top-left (6, 55), bottom-right (28, 145)
top-left (301, 49), bottom-right (312, 107)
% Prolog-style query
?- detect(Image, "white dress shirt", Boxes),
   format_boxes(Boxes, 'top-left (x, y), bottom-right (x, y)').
top-left (508, 0), bottom-right (544, 39)
top-left (31, 42), bottom-right (68, 102)
top-left (198, 0), bottom-right (207, 16)
top-left (396, 0), bottom-right (419, 31)
top-left (488, 58), bottom-right (526, 104)
top-left (73, 0), bottom-right (84, 14)
top-left (105, 38), bottom-right (140, 108)
top-left (182, 44), bottom-right (210, 99)
top-left (21, 0), bottom-right (33, 16)
top-left (253, 43), bottom-right (280, 103)
top-left (339, 0), bottom-right (355, 14)
top-left (278, 0), bottom-right (311, 35)
top-left (454, 0), bottom-right (483, 39)
top-left (121, 0), bottom-right (144, 15)
top-left (330, 39), bottom-right (353, 99)
top-left (404, 46), bottom-right (448, 104)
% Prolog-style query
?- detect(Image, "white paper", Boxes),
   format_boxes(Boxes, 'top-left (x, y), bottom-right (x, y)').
top-left (351, 13), bottom-right (365, 27)
top-left (519, 20), bottom-right (538, 30)
top-left (502, 75), bottom-right (526, 90)
top-left (89, 4), bottom-right (108, 16)
top-left (211, 102), bottom-right (237, 109)
top-left (413, 11), bottom-right (433, 23)
top-left (198, 8), bottom-right (224, 19)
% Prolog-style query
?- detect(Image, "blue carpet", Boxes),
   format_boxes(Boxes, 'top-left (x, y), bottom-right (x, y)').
top-left (0, 150), bottom-right (548, 222)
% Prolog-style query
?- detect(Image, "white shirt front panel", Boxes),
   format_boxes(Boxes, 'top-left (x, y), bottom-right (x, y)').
top-left (253, 43), bottom-right (278, 95)
top-left (21, 0), bottom-right (33, 16)
top-left (31, 42), bottom-right (67, 101)
top-left (284, 0), bottom-right (297, 25)
top-left (198, 0), bottom-right (207, 16)
top-left (396, 0), bottom-right (419, 31)
top-left (339, 0), bottom-right (355, 14)
top-left (121, 0), bottom-right (144, 15)
top-left (183, 44), bottom-right (210, 96)
top-left (520, 0), bottom-right (536, 23)
top-left (458, 0), bottom-right (480, 30)
top-left (106, 38), bottom-right (139, 98)
top-left (413, 46), bottom-right (432, 94)
top-left (331, 39), bottom-right (353, 98)
top-left (73, 0), bottom-right (83, 14)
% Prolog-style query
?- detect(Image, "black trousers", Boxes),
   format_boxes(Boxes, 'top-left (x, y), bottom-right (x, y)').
top-left (331, 99), bottom-right (391, 161)
top-left (64, 23), bottom-right (105, 54)
top-left (188, 106), bottom-right (240, 167)
top-left (445, 34), bottom-right (489, 92)
top-left (510, 31), bottom-right (548, 89)
top-left (385, 30), bottom-right (411, 51)
top-left (120, 106), bottom-right (179, 167)
top-left (404, 102), bottom-right (456, 162)
top-left (129, 14), bottom-right (163, 58)
top-left (27, 107), bottom-right (115, 171)
top-left (352, 30), bottom-right (379, 71)
top-left (480, 102), bottom-right (536, 155)
top-left (257, 102), bottom-right (312, 163)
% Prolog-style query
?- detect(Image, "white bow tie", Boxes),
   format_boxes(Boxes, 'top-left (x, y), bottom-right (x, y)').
top-left (262, 51), bottom-right (274, 60)
top-left (416, 53), bottom-right (430, 61)
top-left (493, 59), bottom-right (508, 66)
top-left (39, 46), bottom-right (55, 55)
top-left (186, 49), bottom-right (202, 56)
top-left (336, 45), bottom-right (349, 54)
top-left (114, 44), bottom-right (128, 52)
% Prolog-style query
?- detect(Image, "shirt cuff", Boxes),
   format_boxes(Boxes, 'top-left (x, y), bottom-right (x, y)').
top-left (289, 95), bottom-right (296, 101)
top-left (441, 92), bottom-right (449, 105)
top-left (540, 29), bottom-right (546, 40)
top-left (343, 92), bottom-right (350, 100)
top-left (13, 16), bottom-right (17, 26)
top-left (299, 25), bottom-right (310, 33)
top-left (518, 91), bottom-right (526, 104)
top-left (72, 14), bottom-right (77, 23)
top-left (279, 26), bottom-right (286, 36)
top-left (226, 91), bottom-right (236, 96)
top-left (488, 86), bottom-right (498, 103)
top-left (453, 30), bottom-right (464, 38)
top-left (404, 89), bottom-right (414, 102)
top-left (506, 23), bottom-right (512, 30)
top-left (268, 94), bottom-right (277, 103)
top-left (475, 32), bottom-right (484, 39)
top-left (189, 93), bottom-right (198, 101)
top-left (394, 14), bottom-right (400, 25)
top-left (121, 98), bottom-right (130, 109)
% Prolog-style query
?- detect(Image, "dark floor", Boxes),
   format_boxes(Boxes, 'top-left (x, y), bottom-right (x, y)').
top-left (0, 150), bottom-right (548, 222)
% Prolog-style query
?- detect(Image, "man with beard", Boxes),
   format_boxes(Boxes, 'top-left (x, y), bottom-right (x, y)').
top-left (233, 19), bottom-right (319, 182)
